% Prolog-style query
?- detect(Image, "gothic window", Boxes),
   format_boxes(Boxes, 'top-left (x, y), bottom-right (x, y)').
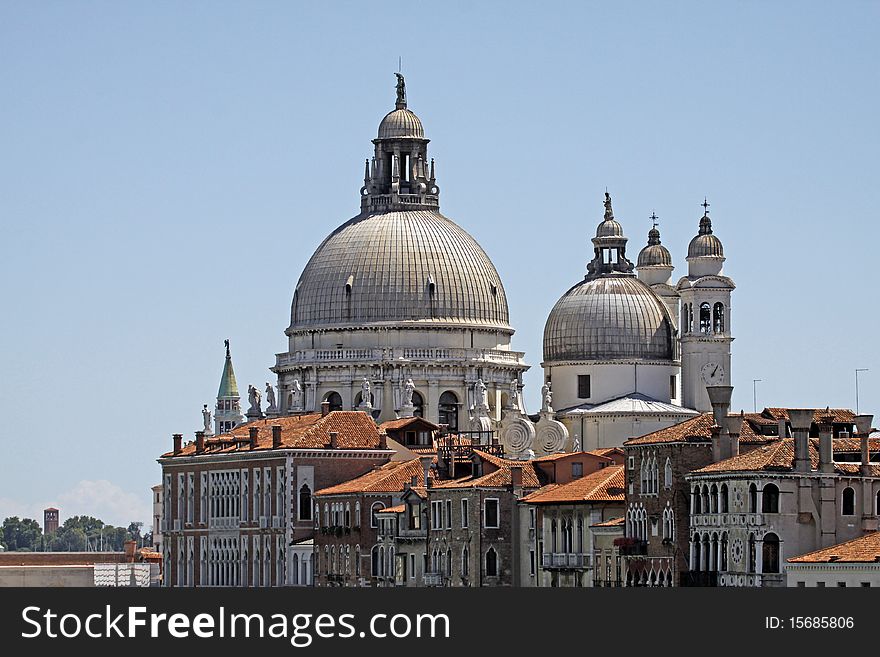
top-left (699, 303), bottom-right (711, 334)
top-left (720, 483), bottom-right (729, 513)
top-left (682, 305), bottom-right (689, 333)
top-left (692, 486), bottom-right (701, 514)
top-left (461, 546), bottom-right (469, 578)
top-left (701, 485), bottom-right (710, 513)
top-left (842, 487), bottom-right (856, 516)
top-left (355, 545), bottom-right (361, 576)
top-left (721, 532), bottom-right (728, 571)
top-left (692, 534), bottom-right (701, 570)
top-left (762, 484), bottom-right (780, 513)
top-left (550, 519), bottom-right (558, 553)
top-left (710, 484), bottom-right (718, 513)
top-left (748, 533), bottom-right (756, 573)
top-left (664, 458), bottom-right (673, 489)
top-left (371, 546), bottom-right (381, 577)
top-left (762, 533), bottom-right (780, 574)
top-left (748, 483), bottom-right (758, 513)
top-left (713, 302), bottom-right (725, 333)
top-left (345, 503), bottom-right (351, 528)
top-left (485, 547), bottom-right (498, 577)
top-left (439, 391), bottom-right (459, 431)
top-left (371, 502), bottom-right (385, 528)
top-left (324, 392), bottom-right (343, 412)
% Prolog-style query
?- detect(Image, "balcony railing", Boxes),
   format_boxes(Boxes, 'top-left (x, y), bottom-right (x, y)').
top-left (423, 572), bottom-right (445, 587)
top-left (274, 347), bottom-right (526, 368)
top-left (541, 553), bottom-right (591, 569)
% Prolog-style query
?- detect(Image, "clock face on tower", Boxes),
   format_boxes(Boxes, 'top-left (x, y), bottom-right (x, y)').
top-left (701, 362), bottom-right (725, 384)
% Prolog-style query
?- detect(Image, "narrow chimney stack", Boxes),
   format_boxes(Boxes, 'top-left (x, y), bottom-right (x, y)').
top-left (272, 424), bottom-right (282, 450)
top-left (777, 418), bottom-right (789, 438)
top-left (329, 431), bottom-right (339, 449)
top-left (420, 456), bottom-right (433, 488)
top-left (124, 540), bottom-right (137, 563)
top-left (321, 400), bottom-right (330, 417)
top-left (817, 413), bottom-right (835, 474)
top-left (195, 430), bottom-right (205, 454)
top-left (511, 465), bottom-right (523, 489)
top-left (172, 433), bottom-right (182, 455)
top-left (249, 426), bottom-right (259, 450)
top-left (726, 411), bottom-right (745, 458)
top-left (379, 431), bottom-right (387, 450)
top-left (706, 386), bottom-right (734, 461)
top-left (411, 475), bottom-right (418, 487)
top-left (855, 414), bottom-right (874, 476)
top-left (788, 409), bottom-right (814, 473)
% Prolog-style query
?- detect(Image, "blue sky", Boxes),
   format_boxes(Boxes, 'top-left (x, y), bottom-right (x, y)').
top-left (1, 2), bottom-right (878, 526)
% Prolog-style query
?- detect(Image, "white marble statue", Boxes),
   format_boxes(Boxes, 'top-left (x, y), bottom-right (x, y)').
top-left (248, 384), bottom-right (262, 414)
top-left (541, 382), bottom-right (553, 414)
top-left (403, 378), bottom-right (415, 407)
top-left (265, 382), bottom-right (277, 411)
top-left (475, 378), bottom-right (489, 409)
top-left (508, 379), bottom-right (519, 410)
top-left (289, 379), bottom-right (303, 410)
top-left (202, 404), bottom-right (212, 434)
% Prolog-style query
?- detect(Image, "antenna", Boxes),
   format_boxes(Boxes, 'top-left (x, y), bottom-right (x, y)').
top-left (398, 56), bottom-right (402, 73)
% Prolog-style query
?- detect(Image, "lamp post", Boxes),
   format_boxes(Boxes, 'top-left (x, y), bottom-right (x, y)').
top-left (752, 379), bottom-right (762, 413)
top-left (855, 369), bottom-right (868, 415)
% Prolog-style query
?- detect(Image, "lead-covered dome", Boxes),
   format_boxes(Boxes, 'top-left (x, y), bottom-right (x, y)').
top-left (378, 108), bottom-right (424, 139)
top-left (637, 227), bottom-right (673, 267)
top-left (543, 276), bottom-right (675, 362)
top-left (687, 213), bottom-right (724, 258)
top-left (289, 210), bottom-right (510, 332)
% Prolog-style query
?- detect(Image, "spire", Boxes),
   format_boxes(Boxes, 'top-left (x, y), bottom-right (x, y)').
top-left (217, 339), bottom-right (239, 399)
top-left (699, 197), bottom-right (713, 235)
top-left (648, 211), bottom-right (661, 245)
top-left (394, 72), bottom-right (407, 109)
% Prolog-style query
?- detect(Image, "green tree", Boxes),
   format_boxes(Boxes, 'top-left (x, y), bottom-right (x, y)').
top-left (1, 517), bottom-right (43, 551)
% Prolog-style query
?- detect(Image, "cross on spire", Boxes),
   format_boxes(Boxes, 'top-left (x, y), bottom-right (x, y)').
top-left (650, 211), bottom-right (659, 229)
top-left (701, 197), bottom-right (711, 215)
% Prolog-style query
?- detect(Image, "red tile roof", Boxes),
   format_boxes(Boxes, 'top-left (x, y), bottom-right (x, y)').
top-left (625, 413), bottom-right (774, 446)
top-left (315, 459), bottom-right (427, 496)
top-left (592, 516), bottom-right (626, 527)
top-left (379, 417), bottom-right (440, 431)
top-left (764, 408), bottom-right (855, 424)
top-left (693, 438), bottom-right (880, 475)
top-left (432, 451), bottom-right (542, 489)
top-left (532, 451), bottom-right (611, 464)
top-left (788, 531), bottom-right (880, 563)
top-left (162, 411), bottom-right (384, 457)
top-left (376, 504), bottom-right (406, 514)
top-left (521, 466), bottom-right (625, 504)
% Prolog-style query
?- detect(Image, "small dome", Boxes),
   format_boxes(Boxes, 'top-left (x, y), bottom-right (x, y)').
top-left (543, 276), bottom-right (675, 362)
top-left (378, 108), bottom-right (424, 139)
top-left (596, 218), bottom-right (624, 238)
top-left (687, 233), bottom-right (724, 258)
top-left (638, 243), bottom-right (672, 267)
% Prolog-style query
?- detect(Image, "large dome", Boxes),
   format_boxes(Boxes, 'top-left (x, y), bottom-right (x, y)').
top-left (289, 210), bottom-right (511, 332)
top-left (543, 276), bottom-right (675, 362)
top-left (377, 108), bottom-right (424, 139)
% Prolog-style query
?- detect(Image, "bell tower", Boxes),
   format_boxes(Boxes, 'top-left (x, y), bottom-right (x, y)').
top-left (677, 200), bottom-right (735, 412)
top-left (215, 339), bottom-right (244, 434)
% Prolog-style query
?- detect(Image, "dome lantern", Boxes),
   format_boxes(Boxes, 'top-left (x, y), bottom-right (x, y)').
top-left (586, 192), bottom-right (635, 280)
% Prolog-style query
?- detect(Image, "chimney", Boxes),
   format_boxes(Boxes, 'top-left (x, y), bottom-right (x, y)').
top-left (172, 433), bottom-right (182, 455)
top-left (195, 430), bottom-right (205, 455)
top-left (420, 455), bottom-right (433, 488)
top-left (124, 540), bottom-right (137, 563)
top-left (706, 386), bottom-right (734, 461)
top-left (855, 414), bottom-right (874, 476)
top-left (272, 424), bottom-right (282, 450)
top-left (248, 426), bottom-right (259, 450)
top-left (726, 411), bottom-right (745, 458)
top-left (321, 400), bottom-right (330, 417)
top-left (379, 431), bottom-right (387, 450)
top-left (817, 412), bottom-right (835, 474)
top-left (510, 465), bottom-right (523, 489)
top-left (777, 418), bottom-right (788, 438)
top-left (329, 431), bottom-right (339, 449)
top-left (411, 475), bottom-right (418, 487)
top-left (788, 409), bottom-right (814, 473)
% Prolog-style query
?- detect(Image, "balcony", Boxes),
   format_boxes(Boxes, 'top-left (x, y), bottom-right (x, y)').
top-left (274, 347), bottom-right (526, 369)
top-left (423, 572), bottom-right (445, 587)
top-left (541, 553), bottom-right (591, 569)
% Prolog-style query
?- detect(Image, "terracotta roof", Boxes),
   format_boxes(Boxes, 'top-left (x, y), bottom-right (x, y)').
top-left (432, 451), bottom-right (542, 489)
top-left (379, 417), bottom-right (440, 431)
top-left (588, 447), bottom-right (625, 458)
top-left (625, 413), bottom-right (773, 446)
top-left (592, 516), bottom-right (626, 527)
top-left (162, 411), bottom-right (384, 457)
top-left (521, 466), bottom-right (625, 504)
top-left (533, 451), bottom-right (611, 464)
top-left (315, 458), bottom-right (426, 496)
top-left (693, 438), bottom-right (880, 476)
top-left (788, 531), bottom-right (880, 563)
top-left (764, 408), bottom-right (855, 424)
top-left (376, 504), bottom-right (406, 514)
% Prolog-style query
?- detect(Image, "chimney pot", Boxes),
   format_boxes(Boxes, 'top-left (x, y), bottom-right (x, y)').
top-left (420, 455), bottom-right (433, 488)
top-left (248, 426), bottom-right (259, 450)
top-left (195, 431), bottom-right (205, 454)
top-left (124, 540), bottom-right (137, 563)
top-left (379, 431), bottom-right (388, 449)
top-left (817, 417), bottom-right (834, 474)
top-left (788, 409), bottom-right (814, 473)
top-left (321, 400), bottom-right (330, 417)
top-left (272, 424), bottom-right (282, 449)
top-left (854, 414), bottom-right (874, 437)
top-left (511, 465), bottom-right (523, 488)
top-left (172, 433), bottom-right (182, 455)
top-left (329, 431), bottom-right (339, 449)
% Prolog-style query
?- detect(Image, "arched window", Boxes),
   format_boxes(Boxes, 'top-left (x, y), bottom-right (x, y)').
top-left (692, 534), bottom-right (701, 570)
top-left (370, 502), bottom-right (385, 528)
top-left (699, 303), bottom-right (711, 334)
top-left (323, 504), bottom-right (330, 528)
top-left (720, 532), bottom-right (728, 571)
top-left (748, 533), bottom-right (756, 573)
top-left (842, 487), bottom-right (856, 516)
top-left (355, 501), bottom-right (361, 527)
top-left (438, 391), bottom-right (459, 431)
top-left (461, 546), bottom-right (469, 578)
top-left (710, 484), bottom-right (718, 513)
top-left (355, 545), bottom-right (361, 576)
top-left (292, 554), bottom-right (299, 585)
top-left (664, 458), bottom-right (673, 489)
top-left (682, 305), bottom-right (689, 333)
top-left (411, 391), bottom-right (424, 418)
top-left (748, 483), bottom-right (757, 513)
top-left (324, 392), bottom-right (343, 412)
top-left (485, 547), bottom-right (498, 577)
top-left (345, 503), bottom-right (351, 528)
top-left (701, 485), bottom-right (710, 513)
top-left (762, 484), bottom-right (780, 513)
top-left (692, 487), bottom-right (701, 514)
top-left (713, 302), bottom-right (725, 333)
top-left (720, 483), bottom-right (729, 513)
top-left (550, 518), bottom-right (558, 553)
top-left (762, 533), bottom-right (780, 574)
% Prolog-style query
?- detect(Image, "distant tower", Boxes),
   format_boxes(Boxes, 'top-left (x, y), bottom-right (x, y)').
top-left (215, 339), bottom-right (244, 434)
top-left (636, 214), bottom-right (680, 328)
top-left (677, 201), bottom-right (735, 412)
top-left (43, 508), bottom-right (59, 535)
